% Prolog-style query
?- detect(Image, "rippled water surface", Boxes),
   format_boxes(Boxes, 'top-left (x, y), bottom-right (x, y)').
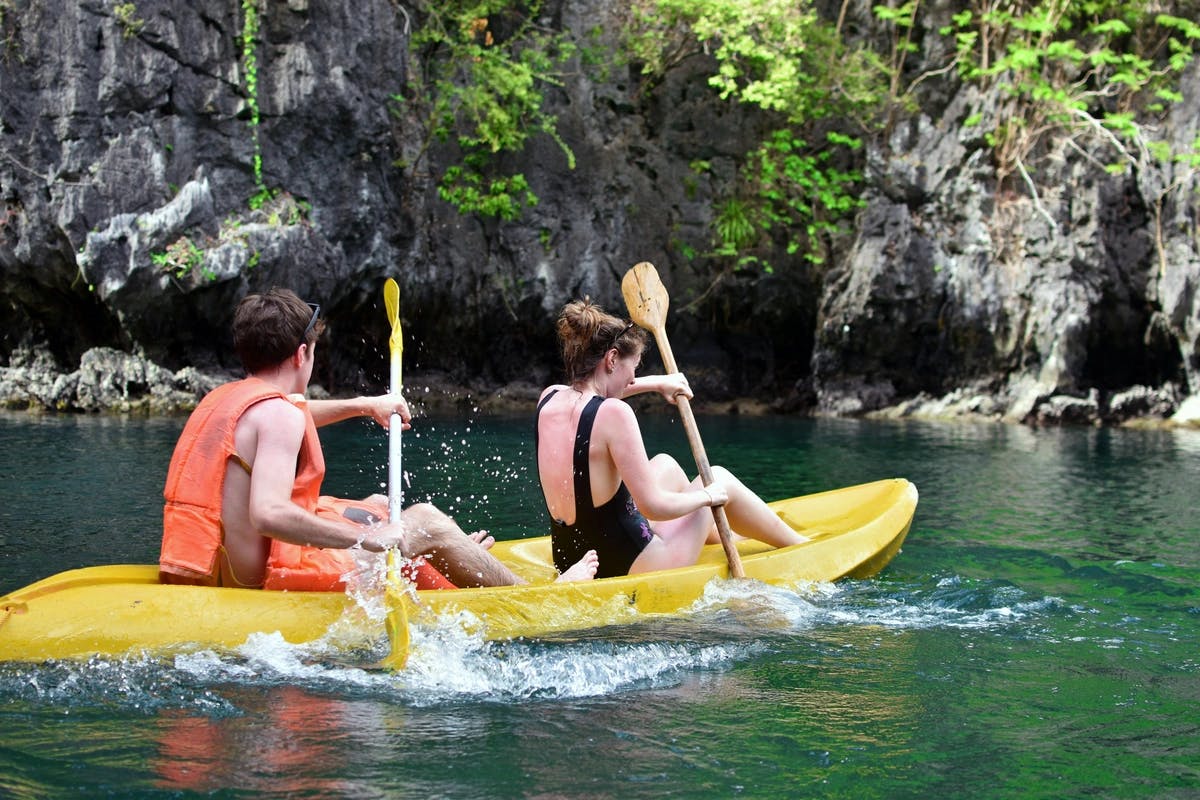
top-left (1, 410), bottom-right (1198, 798)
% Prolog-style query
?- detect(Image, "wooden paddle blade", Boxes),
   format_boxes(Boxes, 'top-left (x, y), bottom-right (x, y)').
top-left (621, 262), bottom-right (745, 578)
top-left (621, 261), bottom-right (669, 332)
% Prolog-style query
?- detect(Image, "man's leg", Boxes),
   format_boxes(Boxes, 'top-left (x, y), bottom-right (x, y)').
top-left (400, 503), bottom-right (525, 587)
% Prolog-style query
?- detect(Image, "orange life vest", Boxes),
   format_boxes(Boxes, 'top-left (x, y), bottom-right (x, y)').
top-left (160, 377), bottom-right (454, 591)
top-left (267, 495), bottom-right (456, 591)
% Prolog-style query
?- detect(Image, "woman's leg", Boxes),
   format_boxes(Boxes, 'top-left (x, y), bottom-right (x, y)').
top-left (630, 462), bottom-right (807, 574)
top-left (629, 457), bottom-right (808, 574)
top-left (646, 453), bottom-right (691, 490)
top-left (628, 510), bottom-right (712, 573)
top-left (628, 455), bottom-right (715, 573)
top-left (712, 466), bottom-right (808, 547)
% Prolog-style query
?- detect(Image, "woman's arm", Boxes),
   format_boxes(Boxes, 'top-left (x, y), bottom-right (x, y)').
top-left (599, 401), bottom-right (716, 520)
top-left (618, 373), bottom-right (693, 404)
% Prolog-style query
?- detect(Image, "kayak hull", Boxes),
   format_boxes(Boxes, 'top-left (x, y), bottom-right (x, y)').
top-left (0, 479), bottom-right (917, 664)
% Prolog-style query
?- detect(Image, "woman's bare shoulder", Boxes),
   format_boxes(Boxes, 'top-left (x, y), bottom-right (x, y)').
top-left (539, 384), bottom-right (569, 401)
top-left (596, 396), bottom-right (638, 428)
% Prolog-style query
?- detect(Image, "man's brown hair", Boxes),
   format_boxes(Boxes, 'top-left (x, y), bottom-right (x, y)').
top-left (233, 288), bottom-right (325, 373)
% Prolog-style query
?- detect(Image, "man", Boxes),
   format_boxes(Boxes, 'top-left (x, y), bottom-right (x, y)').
top-left (160, 288), bottom-right (597, 591)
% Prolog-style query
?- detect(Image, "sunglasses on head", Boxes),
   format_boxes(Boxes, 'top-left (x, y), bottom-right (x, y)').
top-left (301, 302), bottom-right (320, 345)
top-left (610, 321), bottom-right (635, 350)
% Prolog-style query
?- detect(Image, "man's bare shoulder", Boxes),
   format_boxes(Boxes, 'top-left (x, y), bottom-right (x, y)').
top-left (240, 395), bottom-right (306, 437)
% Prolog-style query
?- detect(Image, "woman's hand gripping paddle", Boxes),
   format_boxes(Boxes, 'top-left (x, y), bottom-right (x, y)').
top-left (621, 262), bottom-right (747, 579)
top-left (380, 277), bottom-right (410, 669)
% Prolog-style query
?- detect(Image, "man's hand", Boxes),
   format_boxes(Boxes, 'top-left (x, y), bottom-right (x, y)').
top-left (362, 521), bottom-right (406, 552)
top-left (364, 392), bottom-right (412, 430)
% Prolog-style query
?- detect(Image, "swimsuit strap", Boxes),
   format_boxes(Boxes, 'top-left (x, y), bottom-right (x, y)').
top-left (534, 390), bottom-right (605, 517)
top-left (533, 389), bottom-right (558, 455)
top-left (573, 395), bottom-right (605, 512)
top-left (534, 389), bottom-right (559, 519)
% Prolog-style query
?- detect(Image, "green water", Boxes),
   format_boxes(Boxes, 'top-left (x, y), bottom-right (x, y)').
top-left (1, 410), bottom-right (1198, 798)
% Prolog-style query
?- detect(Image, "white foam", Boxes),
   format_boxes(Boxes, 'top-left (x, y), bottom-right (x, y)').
top-left (2, 572), bottom-right (1081, 707)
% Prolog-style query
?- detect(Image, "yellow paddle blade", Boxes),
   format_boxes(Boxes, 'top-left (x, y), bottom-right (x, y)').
top-left (621, 261), bottom-right (669, 333)
top-left (380, 282), bottom-right (409, 666)
top-left (380, 550), bottom-right (410, 670)
top-left (384, 278), bottom-right (403, 360)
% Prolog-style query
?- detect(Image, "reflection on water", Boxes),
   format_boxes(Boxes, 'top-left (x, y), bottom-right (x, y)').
top-left (154, 686), bottom-right (393, 796)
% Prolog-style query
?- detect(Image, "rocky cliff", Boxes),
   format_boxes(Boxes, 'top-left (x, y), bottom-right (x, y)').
top-left (1, 0), bottom-right (1198, 425)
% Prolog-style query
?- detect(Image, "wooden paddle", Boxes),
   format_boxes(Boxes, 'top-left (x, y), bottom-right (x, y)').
top-left (621, 262), bottom-right (746, 579)
top-left (379, 277), bottom-right (410, 669)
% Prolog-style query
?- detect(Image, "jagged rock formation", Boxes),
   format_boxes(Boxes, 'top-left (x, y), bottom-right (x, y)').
top-left (1, 0), bottom-right (1198, 425)
top-left (0, 343), bottom-right (229, 412)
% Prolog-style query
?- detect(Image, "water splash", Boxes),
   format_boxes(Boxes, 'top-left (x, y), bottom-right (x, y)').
top-left (0, 571), bottom-right (1080, 712)
top-left (0, 655), bottom-right (240, 716)
top-left (819, 573), bottom-right (1070, 631)
top-left (396, 611), bottom-right (762, 703)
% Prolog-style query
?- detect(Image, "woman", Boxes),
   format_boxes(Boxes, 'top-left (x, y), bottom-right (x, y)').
top-left (535, 299), bottom-right (808, 579)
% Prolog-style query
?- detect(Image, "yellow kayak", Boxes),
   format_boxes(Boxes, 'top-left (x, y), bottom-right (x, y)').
top-left (0, 479), bottom-right (917, 665)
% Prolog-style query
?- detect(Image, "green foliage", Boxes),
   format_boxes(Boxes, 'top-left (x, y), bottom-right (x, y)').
top-left (0, 1), bottom-right (17, 62)
top-left (113, 3), bottom-right (144, 39)
top-left (636, 0), bottom-right (887, 120)
top-left (629, 0), bottom-right (882, 271)
top-left (873, 0), bottom-right (922, 103)
top-left (234, 3), bottom-right (300, 213)
top-left (714, 199), bottom-right (756, 255)
top-left (259, 191), bottom-right (310, 226)
top-left (240, 0), bottom-right (268, 206)
top-left (152, 237), bottom-right (206, 280)
top-left (151, 194), bottom-right (306, 284)
top-left (401, 1), bottom-right (576, 220)
top-left (751, 130), bottom-right (865, 265)
top-left (937, 0), bottom-right (1200, 188)
top-left (248, 185), bottom-right (274, 211)
top-left (438, 165), bottom-right (536, 221)
top-left (388, 0), bottom-right (1197, 263)
top-left (577, 25), bottom-right (612, 81)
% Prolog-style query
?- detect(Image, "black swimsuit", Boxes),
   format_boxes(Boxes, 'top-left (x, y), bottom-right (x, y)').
top-left (536, 390), bottom-right (654, 578)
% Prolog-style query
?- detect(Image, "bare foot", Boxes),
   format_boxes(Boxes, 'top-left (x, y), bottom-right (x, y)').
top-left (555, 549), bottom-right (599, 582)
top-left (467, 530), bottom-right (495, 550)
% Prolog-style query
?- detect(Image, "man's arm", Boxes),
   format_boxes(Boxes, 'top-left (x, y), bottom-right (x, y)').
top-left (241, 399), bottom-right (404, 551)
top-left (306, 393), bottom-right (412, 430)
